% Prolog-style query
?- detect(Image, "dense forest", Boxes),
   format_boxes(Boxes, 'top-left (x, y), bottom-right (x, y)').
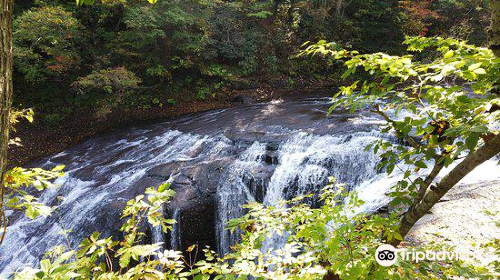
top-left (11, 0), bottom-right (490, 122)
top-left (0, 0), bottom-right (499, 279)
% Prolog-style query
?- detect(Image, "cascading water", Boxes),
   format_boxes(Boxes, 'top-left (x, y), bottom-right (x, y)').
top-left (151, 205), bottom-right (165, 245)
top-left (216, 142), bottom-right (267, 256)
top-left (256, 131), bottom-right (385, 253)
top-left (1, 94), bottom-right (498, 277)
top-left (170, 209), bottom-right (181, 251)
top-left (264, 131), bottom-right (383, 206)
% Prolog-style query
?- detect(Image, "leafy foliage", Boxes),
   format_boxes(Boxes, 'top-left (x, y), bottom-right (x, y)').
top-left (4, 166), bottom-right (64, 219)
top-left (10, 182), bottom-right (209, 280)
top-left (11, 0), bottom-right (493, 122)
top-left (399, 0), bottom-right (490, 45)
top-left (219, 180), bottom-right (491, 279)
top-left (8, 108), bottom-right (34, 146)
top-left (2, 110), bottom-right (64, 222)
top-left (71, 67), bottom-right (142, 116)
top-left (9, 180), bottom-right (493, 280)
top-left (72, 67), bottom-right (141, 96)
top-left (13, 6), bottom-right (83, 83)
top-left (301, 36), bottom-right (499, 207)
top-left (3, 0), bottom-right (498, 278)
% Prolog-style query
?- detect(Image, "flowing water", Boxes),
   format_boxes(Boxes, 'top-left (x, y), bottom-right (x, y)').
top-left (170, 208), bottom-right (181, 251)
top-left (1, 94), bottom-right (498, 276)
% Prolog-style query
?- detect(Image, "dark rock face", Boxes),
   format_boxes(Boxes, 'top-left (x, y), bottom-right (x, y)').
top-left (264, 151), bottom-right (279, 165)
top-left (146, 139), bottom-right (278, 252)
top-left (231, 94), bottom-right (256, 104)
top-left (179, 203), bottom-right (217, 252)
top-left (242, 165), bottom-right (273, 203)
top-left (147, 158), bottom-right (233, 252)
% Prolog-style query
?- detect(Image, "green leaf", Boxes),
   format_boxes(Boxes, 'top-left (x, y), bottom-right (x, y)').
top-left (394, 232), bottom-right (403, 240)
top-left (119, 252), bottom-right (131, 268)
top-left (468, 62), bottom-right (482, 71)
top-left (415, 160), bottom-right (427, 169)
top-left (40, 259), bottom-right (51, 272)
top-left (386, 164), bottom-right (395, 174)
top-left (443, 50), bottom-right (454, 59)
top-left (473, 68), bottom-right (486, 75)
top-left (465, 134), bottom-right (479, 150)
top-left (158, 182), bottom-right (170, 192)
top-left (468, 125), bottom-right (489, 134)
top-left (76, 0), bottom-right (96, 6)
top-left (456, 95), bottom-right (470, 103)
top-left (51, 165), bottom-right (65, 172)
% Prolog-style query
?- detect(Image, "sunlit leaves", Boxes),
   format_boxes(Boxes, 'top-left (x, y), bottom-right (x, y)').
top-left (120, 183), bottom-right (176, 240)
top-left (4, 166), bottom-right (64, 219)
top-left (13, 182), bottom-right (206, 280)
top-left (214, 179), bottom-right (486, 279)
top-left (116, 244), bottom-right (162, 268)
top-left (303, 36), bottom-right (499, 209)
top-left (12, 179), bottom-right (491, 279)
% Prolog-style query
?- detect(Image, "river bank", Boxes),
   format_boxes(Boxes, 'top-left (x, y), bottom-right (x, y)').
top-left (9, 85), bottom-right (335, 165)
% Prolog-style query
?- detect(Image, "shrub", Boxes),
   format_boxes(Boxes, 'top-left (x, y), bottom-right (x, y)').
top-left (71, 67), bottom-right (141, 116)
top-left (9, 181), bottom-right (492, 280)
top-left (72, 67), bottom-right (141, 96)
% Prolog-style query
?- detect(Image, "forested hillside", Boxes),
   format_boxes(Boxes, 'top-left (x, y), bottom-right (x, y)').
top-left (12, 0), bottom-right (489, 121)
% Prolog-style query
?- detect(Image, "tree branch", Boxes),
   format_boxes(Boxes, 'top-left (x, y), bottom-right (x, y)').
top-left (392, 133), bottom-right (500, 246)
top-left (416, 158), bottom-right (445, 202)
top-left (370, 105), bottom-right (422, 149)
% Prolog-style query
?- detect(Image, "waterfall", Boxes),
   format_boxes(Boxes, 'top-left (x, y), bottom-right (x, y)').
top-left (214, 130), bottom-right (387, 255)
top-left (170, 209), bottom-right (181, 251)
top-left (264, 131), bottom-right (382, 206)
top-left (151, 205), bottom-right (165, 246)
top-left (0, 130), bottom-right (218, 276)
top-left (216, 142), bottom-right (267, 256)
top-left (256, 131), bottom-right (384, 253)
top-left (2, 95), bottom-right (498, 277)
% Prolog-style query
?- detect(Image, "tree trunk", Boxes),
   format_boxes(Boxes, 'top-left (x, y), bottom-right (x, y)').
top-left (490, 1), bottom-right (500, 95)
top-left (392, 133), bottom-right (500, 246)
top-left (0, 0), bottom-right (13, 244)
top-left (490, 0), bottom-right (500, 57)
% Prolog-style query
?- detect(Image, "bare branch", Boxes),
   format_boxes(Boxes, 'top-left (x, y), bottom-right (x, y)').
top-left (370, 105), bottom-right (422, 149)
top-left (416, 159), bottom-right (445, 202)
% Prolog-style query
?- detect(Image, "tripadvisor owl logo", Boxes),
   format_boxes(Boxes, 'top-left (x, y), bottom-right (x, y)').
top-left (375, 244), bottom-right (397, 266)
top-left (375, 244), bottom-right (469, 266)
